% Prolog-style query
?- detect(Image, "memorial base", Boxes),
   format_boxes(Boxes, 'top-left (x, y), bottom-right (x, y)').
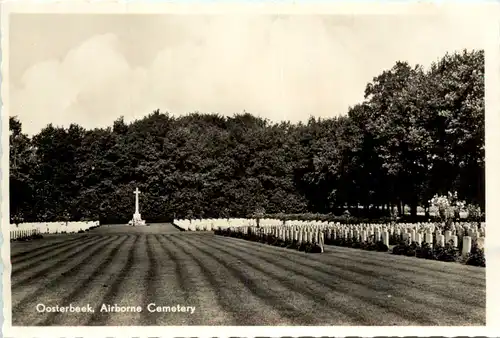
top-left (129, 213), bottom-right (146, 226)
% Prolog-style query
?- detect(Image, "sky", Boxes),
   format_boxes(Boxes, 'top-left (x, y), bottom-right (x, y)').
top-left (9, 12), bottom-right (489, 136)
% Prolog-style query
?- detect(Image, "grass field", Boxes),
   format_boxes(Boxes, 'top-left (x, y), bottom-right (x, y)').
top-left (9, 223), bottom-right (485, 326)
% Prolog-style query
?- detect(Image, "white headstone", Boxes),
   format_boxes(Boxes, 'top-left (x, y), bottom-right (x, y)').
top-left (462, 236), bottom-right (472, 255)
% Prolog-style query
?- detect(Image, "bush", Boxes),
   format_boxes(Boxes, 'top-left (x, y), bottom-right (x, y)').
top-left (465, 243), bottom-right (486, 267)
top-left (434, 241), bottom-right (460, 262)
top-left (392, 241), bottom-right (420, 256)
top-left (374, 241), bottom-right (389, 252)
top-left (416, 242), bottom-right (435, 260)
top-left (392, 241), bottom-right (410, 256)
top-left (389, 233), bottom-right (402, 245)
top-left (298, 242), bottom-right (322, 253)
top-left (286, 240), bottom-right (300, 250)
top-left (32, 233), bottom-right (44, 240)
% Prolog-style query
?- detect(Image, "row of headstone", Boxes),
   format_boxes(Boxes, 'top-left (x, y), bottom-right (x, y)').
top-left (174, 218), bottom-right (257, 231)
top-left (11, 229), bottom-right (41, 240)
top-left (222, 220), bottom-right (485, 256)
top-left (240, 225), bottom-right (325, 252)
top-left (10, 221), bottom-right (100, 234)
top-left (174, 218), bottom-right (485, 255)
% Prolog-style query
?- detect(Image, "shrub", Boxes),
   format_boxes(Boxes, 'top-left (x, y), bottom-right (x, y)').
top-left (434, 241), bottom-right (460, 262)
top-left (375, 241), bottom-right (389, 252)
top-left (299, 242), bottom-right (322, 253)
top-left (407, 242), bottom-right (420, 257)
top-left (392, 241), bottom-right (410, 256)
top-left (286, 240), bottom-right (299, 250)
top-left (307, 243), bottom-right (323, 253)
top-left (465, 243), bottom-right (486, 267)
top-left (389, 233), bottom-right (400, 246)
top-left (32, 233), bottom-right (44, 240)
top-left (359, 241), bottom-right (370, 251)
top-left (392, 241), bottom-right (419, 256)
top-left (351, 238), bottom-right (361, 249)
top-left (416, 242), bottom-right (435, 260)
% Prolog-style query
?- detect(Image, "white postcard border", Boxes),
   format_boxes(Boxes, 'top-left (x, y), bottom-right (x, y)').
top-left (1, 1), bottom-right (499, 337)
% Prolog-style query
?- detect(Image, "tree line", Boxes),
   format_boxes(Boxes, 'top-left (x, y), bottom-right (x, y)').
top-left (9, 49), bottom-right (484, 224)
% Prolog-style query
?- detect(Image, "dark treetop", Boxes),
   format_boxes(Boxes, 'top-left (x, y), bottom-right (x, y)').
top-left (9, 49), bottom-right (484, 224)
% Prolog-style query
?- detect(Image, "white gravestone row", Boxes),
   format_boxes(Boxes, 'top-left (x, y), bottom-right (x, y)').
top-left (174, 218), bottom-right (257, 231)
top-left (176, 218), bottom-right (485, 256)
top-left (10, 220), bottom-right (100, 235)
top-left (241, 225), bottom-right (325, 252)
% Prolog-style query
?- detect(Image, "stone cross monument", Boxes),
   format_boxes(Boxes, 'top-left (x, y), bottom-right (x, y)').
top-left (129, 187), bottom-right (146, 226)
top-left (134, 187), bottom-right (140, 215)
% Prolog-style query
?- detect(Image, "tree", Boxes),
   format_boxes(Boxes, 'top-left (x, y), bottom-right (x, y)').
top-left (9, 50), bottom-right (484, 223)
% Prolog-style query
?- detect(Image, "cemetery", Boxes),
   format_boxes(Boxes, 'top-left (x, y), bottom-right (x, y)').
top-left (8, 49), bottom-right (485, 326)
top-left (9, 209), bottom-right (486, 326)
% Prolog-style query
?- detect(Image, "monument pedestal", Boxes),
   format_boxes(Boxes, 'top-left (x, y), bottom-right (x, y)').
top-left (130, 212), bottom-right (146, 226)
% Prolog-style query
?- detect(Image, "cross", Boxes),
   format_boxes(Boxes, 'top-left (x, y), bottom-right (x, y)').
top-left (134, 187), bottom-right (141, 214)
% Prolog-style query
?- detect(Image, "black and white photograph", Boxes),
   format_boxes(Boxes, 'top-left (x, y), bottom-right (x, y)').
top-left (1, 1), bottom-right (498, 336)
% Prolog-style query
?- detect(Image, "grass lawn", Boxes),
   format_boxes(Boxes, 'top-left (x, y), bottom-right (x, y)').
top-left (9, 223), bottom-right (485, 326)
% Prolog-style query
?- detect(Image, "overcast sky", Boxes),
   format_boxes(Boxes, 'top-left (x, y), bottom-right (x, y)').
top-left (9, 12), bottom-right (488, 135)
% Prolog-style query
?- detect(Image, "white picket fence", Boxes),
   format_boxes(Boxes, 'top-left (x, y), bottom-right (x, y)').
top-left (10, 221), bottom-right (100, 236)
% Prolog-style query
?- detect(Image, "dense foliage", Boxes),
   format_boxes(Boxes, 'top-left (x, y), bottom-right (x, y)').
top-left (9, 50), bottom-right (484, 224)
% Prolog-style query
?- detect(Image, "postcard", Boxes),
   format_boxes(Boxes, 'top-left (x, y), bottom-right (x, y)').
top-left (1, 1), bottom-right (499, 337)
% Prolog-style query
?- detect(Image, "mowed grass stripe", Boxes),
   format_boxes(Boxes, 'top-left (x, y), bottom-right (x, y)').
top-left (87, 235), bottom-right (144, 326)
top-left (221, 237), bottom-right (475, 324)
top-left (208, 235), bottom-right (425, 325)
top-left (159, 235), bottom-right (238, 325)
top-left (140, 235), bottom-right (162, 326)
top-left (38, 235), bottom-right (131, 326)
top-left (185, 234), bottom-right (378, 325)
top-left (322, 247), bottom-right (485, 288)
top-left (10, 236), bottom-right (84, 262)
top-left (142, 235), bottom-right (199, 326)
top-left (11, 235), bottom-right (101, 275)
top-left (11, 235), bottom-right (121, 325)
top-left (11, 235), bottom-right (113, 290)
top-left (216, 236), bottom-right (484, 325)
top-left (153, 234), bottom-right (198, 325)
top-left (156, 235), bottom-right (225, 326)
top-left (162, 235), bottom-right (278, 326)
top-left (325, 244), bottom-right (484, 279)
top-left (224, 236), bottom-right (485, 311)
top-left (172, 235), bottom-right (299, 326)
top-left (102, 235), bottom-right (150, 326)
top-left (11, 235), bottom-right (118, 303)
top-left (50, 235), bottom-right (138, 326)
top-left (179, 235), bottom-right (335, 325)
